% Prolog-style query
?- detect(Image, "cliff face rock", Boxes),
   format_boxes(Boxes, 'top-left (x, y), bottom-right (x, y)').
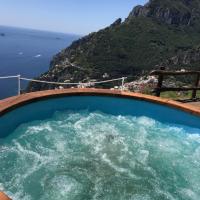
top-left (28, 0), bottom-right (200, 91)
top-left (110, 18), bottom-right (122, 28)
top-left (163, 46), bottom-right (200, 68)
top-left (127, 0), bottom-right (200, 26)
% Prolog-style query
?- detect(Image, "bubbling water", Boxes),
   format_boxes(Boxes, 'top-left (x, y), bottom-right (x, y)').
top-left (0, 110), bottom-right (200, 200)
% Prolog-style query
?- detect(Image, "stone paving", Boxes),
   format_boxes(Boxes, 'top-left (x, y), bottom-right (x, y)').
top-left (187, 102), bottom-right (200, 110)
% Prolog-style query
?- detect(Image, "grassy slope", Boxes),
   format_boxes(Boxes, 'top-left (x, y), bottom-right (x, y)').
top-left (66, 16), bottom-right (200, 79)
top-left (29, 0), bottom-right (200, 93)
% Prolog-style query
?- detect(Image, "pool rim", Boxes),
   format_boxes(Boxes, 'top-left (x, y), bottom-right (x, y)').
top-left (0, 88), bottom-right (200, 118)
top-left (0, 192), bottom-right (11, 200)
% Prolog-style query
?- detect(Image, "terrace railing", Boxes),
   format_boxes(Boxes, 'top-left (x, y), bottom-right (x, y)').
top-left (0, 75), bottom-right (127, 97)
top-left (150, 69), bottom-right (200, 99)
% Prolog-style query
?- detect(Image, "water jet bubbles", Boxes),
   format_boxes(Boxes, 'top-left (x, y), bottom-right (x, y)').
top-left (41, 175), bottom-right (82, 200)
top-left (0, 110), bottom-right (199, 199)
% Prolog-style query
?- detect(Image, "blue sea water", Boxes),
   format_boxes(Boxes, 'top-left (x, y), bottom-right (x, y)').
top-left (0, 26), bottom-right (79, 99)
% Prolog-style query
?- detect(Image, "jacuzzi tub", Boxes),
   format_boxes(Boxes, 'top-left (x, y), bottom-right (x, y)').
top-left (0, 89), bottom-right (200, 200)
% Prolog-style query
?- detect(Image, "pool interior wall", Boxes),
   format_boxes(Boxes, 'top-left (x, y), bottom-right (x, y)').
top-left (0, 95), bottom-right (200, 138)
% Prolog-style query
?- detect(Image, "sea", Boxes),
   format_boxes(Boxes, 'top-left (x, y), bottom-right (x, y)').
top-left (0, 26), bottom-right (80, 99)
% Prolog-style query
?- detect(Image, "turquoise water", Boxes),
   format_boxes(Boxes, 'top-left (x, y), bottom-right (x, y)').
top-left (0, 109), bottom-right (200, 200)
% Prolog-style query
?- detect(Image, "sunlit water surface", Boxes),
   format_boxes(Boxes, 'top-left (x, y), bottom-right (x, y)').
top-left (0, 110), bottom-right (200, 200)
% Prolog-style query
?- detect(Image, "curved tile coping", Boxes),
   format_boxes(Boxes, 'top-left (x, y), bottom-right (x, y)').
top-left (0, 192), bottom-right (11, 200)
top-left (0, 88), bottom-right (200, 138)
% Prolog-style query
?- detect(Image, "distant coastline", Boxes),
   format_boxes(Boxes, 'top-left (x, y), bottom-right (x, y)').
top-left (0, 26), bottom-right (80, 99)
top-left (0, 25), bottom-right (81, 38)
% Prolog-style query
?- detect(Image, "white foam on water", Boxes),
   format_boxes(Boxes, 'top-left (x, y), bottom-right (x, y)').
top-left (188, 134), bottom-right (200, 144)
top-left (0, 110), bottom-right (200, 199)
top-left (41, 175), bottom-right (82, 200)
top-left (34, 54), bottom-right (42, 58)
top-left (137, 149), bottom-right (149, 165)
top-left (137, 116), bottom-right (156, 127)
top-left (180, 188), bottom-right (199, 200)
top-left (26, 123), bottom-right (53, 133)
top-left (101, 153), bottom-right (134, 177)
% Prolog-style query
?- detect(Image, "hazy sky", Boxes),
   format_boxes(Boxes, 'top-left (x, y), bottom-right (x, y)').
top-left (0, 0), bottom-right (147, 35)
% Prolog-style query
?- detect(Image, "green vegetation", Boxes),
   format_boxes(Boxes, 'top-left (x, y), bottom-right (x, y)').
top-left (29, 0), bottom-right (200, 93)
top-left (55, 0), bottom-right (200, 80)
top-left (61, 16), bottom-right (200, 80)
top-left (161, 91), bottom-right (200, 100)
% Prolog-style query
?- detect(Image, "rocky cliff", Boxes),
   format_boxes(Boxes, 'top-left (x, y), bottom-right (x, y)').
top-left (28, 0), bottom-right (200, 91)
top-left (128, 0), bottom-right (200, 26)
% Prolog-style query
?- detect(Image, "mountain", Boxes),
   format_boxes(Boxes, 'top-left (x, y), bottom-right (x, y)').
top-left (28, 0), bottom-right (200, 91)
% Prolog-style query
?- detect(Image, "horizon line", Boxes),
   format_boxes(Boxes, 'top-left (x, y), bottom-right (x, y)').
top-left (0, 24), bottom-right (84, 37)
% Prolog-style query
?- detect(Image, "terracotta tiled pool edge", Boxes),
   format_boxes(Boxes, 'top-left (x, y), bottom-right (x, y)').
top-left (0, 88), bottom-right (200, 117)
top-left (0, 192), bottom-right (11, 200)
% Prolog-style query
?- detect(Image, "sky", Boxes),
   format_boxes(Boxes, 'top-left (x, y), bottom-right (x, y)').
top-left (0, 0), bottom-right (147, 35)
